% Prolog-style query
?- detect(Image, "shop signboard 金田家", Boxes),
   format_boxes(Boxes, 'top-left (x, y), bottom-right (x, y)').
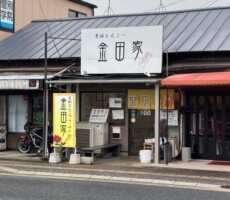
top-left (53, 93), bottom-right (76, 148)
top-left (81, 26), bottom-right (163, 74)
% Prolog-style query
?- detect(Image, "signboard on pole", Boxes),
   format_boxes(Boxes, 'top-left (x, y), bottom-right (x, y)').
top-left (81, 26), bottom-right (163, 74)
top-left (53, 93), bottom-right (76, 147)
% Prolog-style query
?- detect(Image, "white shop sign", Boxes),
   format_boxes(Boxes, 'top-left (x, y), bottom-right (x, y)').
top-left (0, 79), bottom-right (39, 89)
top-left (81, 26), bottom-right (163, 74)
top-left (89, 109), bottom-right (109, 123)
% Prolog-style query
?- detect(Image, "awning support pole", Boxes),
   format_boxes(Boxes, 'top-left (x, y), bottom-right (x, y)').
top-left (154, 82), bottom-right (160, 164)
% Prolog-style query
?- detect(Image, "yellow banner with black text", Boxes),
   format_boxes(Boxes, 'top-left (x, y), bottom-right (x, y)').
top-left (53, 93), bottom-right (76, 148)
top-left (128, 89), bottom-right (174, 110)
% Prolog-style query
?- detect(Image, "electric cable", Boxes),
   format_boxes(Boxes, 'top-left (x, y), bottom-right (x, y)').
top-left (146, 0), bottom-right (189, 12)
top-left (104, 0), bottom-right (115, 15)
top-left (165, 0), bottom-right (188, 8)
top-left (202, 0), bottom-right (219, 8)
top-left (37, 0), bottom-right (61, 57)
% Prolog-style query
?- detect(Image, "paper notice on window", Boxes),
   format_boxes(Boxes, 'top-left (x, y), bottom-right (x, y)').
top-left (89, 109), bottom-right (109, 123)
top-left (112, 110), bottom-right (124, 119)
top-left (160, 110), bottom-right (178, 126)
top-left (109, 98), bottom-right (122, 108)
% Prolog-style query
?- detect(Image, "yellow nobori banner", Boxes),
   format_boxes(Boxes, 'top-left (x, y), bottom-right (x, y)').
top-left (128, 89), bottom-right (174, 110)
top-left (53, 93), bottom-right (76, 148)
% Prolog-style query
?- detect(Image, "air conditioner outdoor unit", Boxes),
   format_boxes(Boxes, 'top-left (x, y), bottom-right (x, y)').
top-left (76, 122), bottom-right (109, 153)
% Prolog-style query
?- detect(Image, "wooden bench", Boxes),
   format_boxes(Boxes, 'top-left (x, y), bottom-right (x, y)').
top-left (82, 143), bottom-right (121, 158)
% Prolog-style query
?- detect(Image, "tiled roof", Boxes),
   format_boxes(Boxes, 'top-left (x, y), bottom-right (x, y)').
top-left (0, 7), bottom-right (230, 60)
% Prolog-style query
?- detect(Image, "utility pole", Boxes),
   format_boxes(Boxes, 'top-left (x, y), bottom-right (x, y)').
top-left (42, 32), bottom-right (49, 160)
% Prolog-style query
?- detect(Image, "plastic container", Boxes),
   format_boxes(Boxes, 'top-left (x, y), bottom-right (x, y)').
top-left (139, 150), bottom-right (152, 163)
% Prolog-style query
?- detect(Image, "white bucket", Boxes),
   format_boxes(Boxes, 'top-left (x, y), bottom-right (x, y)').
top-left (139, 150), bottom-right (152, 163)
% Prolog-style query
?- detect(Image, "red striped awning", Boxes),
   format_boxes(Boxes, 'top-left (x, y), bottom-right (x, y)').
top-left (161, 71), bottom-right (230, 86)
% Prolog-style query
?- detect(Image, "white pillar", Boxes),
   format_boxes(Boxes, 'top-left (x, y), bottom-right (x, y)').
top-left (76, 83), bottom-right (80, 123)
top-left (154, 83), bottom-right (160, 164)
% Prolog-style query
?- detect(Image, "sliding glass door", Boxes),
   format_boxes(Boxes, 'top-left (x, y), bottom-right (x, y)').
top-left (188, 93), bottom-right (230, 160)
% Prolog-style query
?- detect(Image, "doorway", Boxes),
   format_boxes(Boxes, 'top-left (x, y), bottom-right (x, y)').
top-left (187, 93), bottom-right (230, 160)
top-left (129, 109), bottom-right (154, 156)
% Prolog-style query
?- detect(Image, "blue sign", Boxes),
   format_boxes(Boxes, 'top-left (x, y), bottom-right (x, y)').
top-left (0, 0), bottom-right (14, 31)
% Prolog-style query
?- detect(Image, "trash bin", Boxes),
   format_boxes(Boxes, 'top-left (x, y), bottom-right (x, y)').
top-left (139, 150), bottom-right (152, 163)
top-left (160, 143), bottom-right (172, 163)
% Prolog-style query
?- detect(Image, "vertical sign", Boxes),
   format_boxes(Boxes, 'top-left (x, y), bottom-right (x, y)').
top-left (0, 0), bottom-right (14, 31)
top-left (53, 93), bottom-right (76, 148)
top-left (81, 26), bottom-right (163, 74)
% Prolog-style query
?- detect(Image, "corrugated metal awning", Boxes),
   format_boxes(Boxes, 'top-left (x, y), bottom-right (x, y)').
top-left (161, 71), bottom-right (230, 86)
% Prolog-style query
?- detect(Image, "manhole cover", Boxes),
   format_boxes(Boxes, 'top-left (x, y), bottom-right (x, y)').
top-left (221, 185), bottom-right (230, 189)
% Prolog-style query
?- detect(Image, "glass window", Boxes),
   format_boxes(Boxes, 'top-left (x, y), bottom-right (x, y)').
top-left (33, 95), bottom-right (43, 125)
top-left (8, 95), bottom-right (28, 132)
top-left (225, 96), bottom-right (230, 156)
top-left (216, 96), bottom-right (222, 155)
top-left (68, 10), bottom-right (86, 18)
top-left (81, 92), bottom-right (125, 125)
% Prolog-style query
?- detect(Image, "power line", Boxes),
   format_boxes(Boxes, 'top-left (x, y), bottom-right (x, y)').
top-left (202, 0), bottom-right (219, 8)
top-left (155, 0), bottom-right (167, 12)
top-left (165, 0), bottom-right (188, 7)
top-left (147, 0), bottom-right (188, 13)
top-left (37, 0), bottom-right (61, 57)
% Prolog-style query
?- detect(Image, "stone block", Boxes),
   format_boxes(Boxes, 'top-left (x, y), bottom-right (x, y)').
top-left (182, 147), bottom-right (191, 162)
top-left (81, 156), bottom-right (94, 165)
top-left (49, 152), bottom-right (61, 163)
top-left (69, 154), bottom-right (81, 164)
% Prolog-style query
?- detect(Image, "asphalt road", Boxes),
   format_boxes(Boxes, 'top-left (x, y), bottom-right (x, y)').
top-left (0, 174), bottom-right (229, 200)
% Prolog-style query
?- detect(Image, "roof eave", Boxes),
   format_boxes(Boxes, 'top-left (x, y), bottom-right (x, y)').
top-left (70, 0), bottom-right (97, 9)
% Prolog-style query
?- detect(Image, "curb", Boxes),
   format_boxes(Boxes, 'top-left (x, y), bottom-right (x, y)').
top-left (2, 167), bottom-right (226, 191)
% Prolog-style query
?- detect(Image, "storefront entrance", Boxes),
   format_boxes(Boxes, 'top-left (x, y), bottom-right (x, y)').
top-left (187, 92), bottom-right (230, 160)
top-left (129, 109), bottom-right (154, 156)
